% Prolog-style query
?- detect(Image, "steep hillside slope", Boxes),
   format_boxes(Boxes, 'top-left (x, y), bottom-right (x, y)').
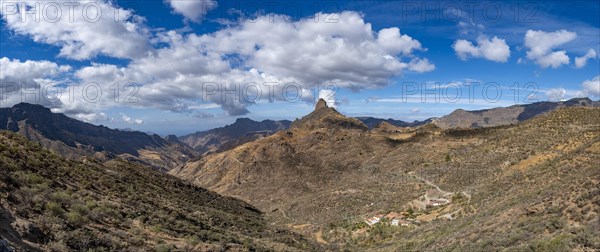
top-left (0, 131), bottom-right (315, 251)
top-left (172, 99), bottom-right (600, 250)
top-left (0, 103), bottom-right (196, 171)
top-left (180, 118), bottom-right (291, 154)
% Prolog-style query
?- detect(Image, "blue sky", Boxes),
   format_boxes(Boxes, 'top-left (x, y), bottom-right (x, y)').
top-left (1, 0), bottom-right (599, 135)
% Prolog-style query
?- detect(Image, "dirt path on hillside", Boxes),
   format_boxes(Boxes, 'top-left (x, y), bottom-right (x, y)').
top-left (409, 172), bottom-right (472, 203)
top-left (315, 230), bottom-right (328, 244)
top-left (409, 172), bottom-right (452, 196)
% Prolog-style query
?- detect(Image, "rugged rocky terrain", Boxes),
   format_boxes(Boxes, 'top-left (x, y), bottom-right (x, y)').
top-left (179, 118), bottom-right (291, 154)
top-left (172, 99), bottom-right (600, 251)
top-left (0, 131), bottom-right (316, 251)
top-left (0, 103), bottom-right (196, 171)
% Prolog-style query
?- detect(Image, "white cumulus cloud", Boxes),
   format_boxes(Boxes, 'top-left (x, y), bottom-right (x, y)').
top-left (452, 36), bottom-right (510, 63)
top-left (524, 30), bottom-right (577, 68)
top-left (2, 8), bottom-right (435, 117)
top-left (0, 57), bottom-right (72, 108)
top-left (408, 58), bottom-right (436, 72)
top-left (0, 57), bottom-right (71, 81)
top-left (165, 0), bottom-right (217, 22)
top-left (75, 11), bottom-right (434, 116)
top-left (0, 0), bottom-right (150, 60)
top-left (75, 63), bottom-right (130, 83)
top-left (377, 27), bottom-right (424, 55)
top-left (120, 113), bottom-right (144, 124)
top-left (574, 49), bottom-right (597, 68)
top-left (71, 112), bottom-right (110, 123)
top-left (581, 75), bottom-right (600, 97)
top-left (545, 88), bottom-right (567, 101)
top-left (318, 89), bottom-right (337, 108)
top-left (197, 12), bottom-right (434, 88)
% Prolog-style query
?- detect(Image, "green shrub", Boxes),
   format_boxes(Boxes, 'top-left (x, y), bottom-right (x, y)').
top-left (530, 234), bottom-right (574, 251)
top-left (46, 201), bottom-right (64, 216)
top-left (48, 240), bottom-right (69, 252)
top-left (150, 224), bottom-right (163, 233)
top-left (89, 203), bottom-right (119, 222)
top-left (154, 243), bottom-right (174, 252)
top-left (72, 203), bottom-right (90, 215)
top-left (185, 235), bottom-right (200, 246)
top-left (49, 191), bottom-right (72, 205)
top-left (65, 210), bottom-right (87, 228)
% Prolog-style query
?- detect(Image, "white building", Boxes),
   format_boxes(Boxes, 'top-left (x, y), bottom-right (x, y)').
top-left (365, 214), bottom-right (385, 226)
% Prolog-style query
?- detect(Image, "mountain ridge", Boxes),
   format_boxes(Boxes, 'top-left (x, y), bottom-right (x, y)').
top-left (179, 117), bottom-right (291, 154)
top-left (433, 97), bottom-right (598, 128)
top-left (356, 117), bottom-right (432, 129)
top-left (0, 103), bottom-right (196, 171)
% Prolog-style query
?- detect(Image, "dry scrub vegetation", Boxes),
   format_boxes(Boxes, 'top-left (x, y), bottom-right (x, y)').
top-left (0, 132), bottom-right (316, 251)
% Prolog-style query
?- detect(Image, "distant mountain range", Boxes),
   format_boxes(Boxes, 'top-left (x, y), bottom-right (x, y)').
top-left (178, 110), bottom-right (435, 154)
top-left (0, 103), bottom-right (196, 171)
top-left (179, 117), bottom-right (291, 154)
top-left (356, 117), bottom-right (432, 129)
top-left (433, 97), bottom-right (598, 128)
top-left (2, 98), bottom-right (597, 169)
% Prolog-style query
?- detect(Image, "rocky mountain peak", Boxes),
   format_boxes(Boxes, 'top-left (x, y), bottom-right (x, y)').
top-left (373, 121), bottom-right (399, 132)
top-left (165, 135), bottom-right (181, 143)
top-left (12, 102), bottom-right (50, 111)
top-left (7, 103), bottom-right (52, 119)
top-left (235, 117), bottom-right (254, 123)
top-left (290, 99), bottom-right (367, 130)
top-left (315, 99), bottom-right (328, 110)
